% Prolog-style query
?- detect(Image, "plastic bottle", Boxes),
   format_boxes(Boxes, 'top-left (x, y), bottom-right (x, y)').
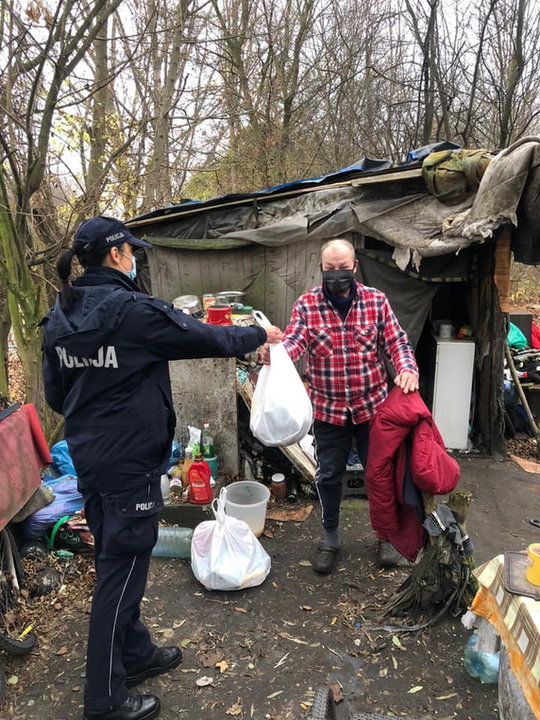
top-left (151, 527), bottom-right (193, 558)
top-left (169, 440), bottom-right (182, 462)
top-left (202, 421), bottom-right (215, 458)
top-left (181, 450), bottom-right (194, 487)
top-left (205, 455), bottom-right (218, 479)
top-left (160, 474), bottom-right (171, 506)
top-left (168, 462), bottom-right (183, 480)
top-left (188, 453), bottom-right (213, 504)
top-left (463, 632), bottom-right (500, 684)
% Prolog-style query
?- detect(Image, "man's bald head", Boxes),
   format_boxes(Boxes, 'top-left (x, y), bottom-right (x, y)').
top-left (320, 239), bottom-right (357, 269)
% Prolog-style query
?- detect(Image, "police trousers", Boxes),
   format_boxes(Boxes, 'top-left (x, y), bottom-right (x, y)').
top-left (313, 415), bottom-right (369, 532)
top-left (81, 482), bottom-right (162, 712)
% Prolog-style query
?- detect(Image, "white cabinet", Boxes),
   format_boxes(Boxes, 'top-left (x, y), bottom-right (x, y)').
top-left (432, 340), bottom-right (475, 450)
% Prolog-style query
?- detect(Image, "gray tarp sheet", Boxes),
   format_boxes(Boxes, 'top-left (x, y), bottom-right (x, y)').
top-left (444, 137), bottom-right (540, 263)
top-left (136, 142), bottom-right (537, 457)
top-left (356, 251), bottom-right (439, 349)
top-left (139, 140), bottom-right (540, 331)
top-left (137, 139), bottom-right (540, 267)
top-left (140, 184), bottom-right (475, 270)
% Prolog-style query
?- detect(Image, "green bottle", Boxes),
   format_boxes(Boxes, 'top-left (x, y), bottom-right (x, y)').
top-left (202, 421), bottom-right (215, 458)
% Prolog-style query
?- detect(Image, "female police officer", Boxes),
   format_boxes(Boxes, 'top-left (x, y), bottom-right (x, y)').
top-left (41, 216), bottom-right (282, 720)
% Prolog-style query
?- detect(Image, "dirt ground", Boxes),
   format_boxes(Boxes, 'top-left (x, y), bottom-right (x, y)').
top-left (2, 456), bottom-right (540, 720)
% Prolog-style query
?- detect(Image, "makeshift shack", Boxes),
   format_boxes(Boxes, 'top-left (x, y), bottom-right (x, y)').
top-left (127, 138), bottom-right (540, 465)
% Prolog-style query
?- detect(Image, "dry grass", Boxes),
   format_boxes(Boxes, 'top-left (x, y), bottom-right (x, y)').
top-left (6, 345), bottom-right (25, 405)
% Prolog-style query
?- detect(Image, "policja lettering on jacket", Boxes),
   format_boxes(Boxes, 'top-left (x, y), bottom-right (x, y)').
top-left (54, 345), bottom-right (119, 368)
top-left (135, 501), bottom-right (155, 511)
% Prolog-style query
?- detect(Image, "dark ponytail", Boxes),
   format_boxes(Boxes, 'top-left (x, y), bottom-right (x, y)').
top-left (56, 242), bottom-right (112, 311)
top-left (56, 248), bottom-right (76, 311)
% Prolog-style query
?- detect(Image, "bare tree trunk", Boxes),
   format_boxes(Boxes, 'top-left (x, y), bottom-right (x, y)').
top-left (460, 0), bottom-right (499, 146)
top-left (85, 5), bottom-right (112, 215)
top-left (499, 0), bottom-right (526, 147)
top-left (0, 0), bottom-right (123, 433)
top-left (421, 0), bottom-right (438, 143)
top-left (143, 0), bottom-right (195, 209)
top-left (0, 290), bottom-right (10, 398)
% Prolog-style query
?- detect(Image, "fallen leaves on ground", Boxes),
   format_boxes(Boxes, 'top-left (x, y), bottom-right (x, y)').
top-left (215, 659), bottom-right (228, 673)
top-left (225, 698), bottom-right (243, 716)
top-left (200, 650), bottom-right (224, 667)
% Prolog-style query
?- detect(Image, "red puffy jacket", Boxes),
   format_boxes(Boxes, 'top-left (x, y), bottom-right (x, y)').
top-left (366, 387), bottom-right (460, 561)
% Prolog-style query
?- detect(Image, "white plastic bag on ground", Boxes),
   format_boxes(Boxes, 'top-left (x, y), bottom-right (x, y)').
top-left (250, 311), bottom-right (313, 447)
top-left (191, 495), bottom-right (271, 591)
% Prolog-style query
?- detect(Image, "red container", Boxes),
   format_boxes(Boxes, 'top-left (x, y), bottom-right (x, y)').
top-left (206, 304), bottom-right (232, 326)
top-left (187, 454), bottom-right (213, 504)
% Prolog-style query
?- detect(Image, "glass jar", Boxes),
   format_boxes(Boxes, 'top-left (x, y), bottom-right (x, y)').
top-left (270, 473), bottom-right (286, 501)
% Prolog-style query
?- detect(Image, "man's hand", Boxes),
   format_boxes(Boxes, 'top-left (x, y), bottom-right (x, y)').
top-left (258, 343), bottom-right (270, 365)
top-left (265, 325), bottom-right (283, 344)
top-left (394, 371), bottom-right (419, 394)
top-left (257, 327), bottom-right (282, 365)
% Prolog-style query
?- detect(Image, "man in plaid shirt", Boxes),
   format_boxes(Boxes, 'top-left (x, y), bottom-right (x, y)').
top-left (261, 238), bottom-right (418, 573)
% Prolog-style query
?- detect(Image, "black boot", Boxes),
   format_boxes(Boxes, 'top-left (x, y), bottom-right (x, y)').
top-left (84, 694), bottom-right (160, 720)
top-left (126, 646), bottom-right (182, 688)
top-left (312, 544), bottom-right (341, 574)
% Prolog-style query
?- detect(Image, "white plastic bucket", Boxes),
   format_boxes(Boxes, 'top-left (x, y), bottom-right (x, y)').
top-left (223, 481), bottom-right (270, 537)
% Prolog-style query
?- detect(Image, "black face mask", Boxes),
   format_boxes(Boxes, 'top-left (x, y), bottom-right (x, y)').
top-left (322, 269), bottom-right (354, 296)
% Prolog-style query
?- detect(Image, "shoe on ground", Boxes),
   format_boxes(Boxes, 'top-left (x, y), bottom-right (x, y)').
top-left (378, 539), bottom-right (401, 568)
top-left (312, 544), bottom-right (341, 574)
top-left (83, 694), bottom-right (160, 720)
top-left (126, 646), bottom-right (182, 689)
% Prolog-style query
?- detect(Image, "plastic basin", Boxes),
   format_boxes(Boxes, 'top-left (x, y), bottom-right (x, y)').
top-left (223, 481), bottom-right (270, 537)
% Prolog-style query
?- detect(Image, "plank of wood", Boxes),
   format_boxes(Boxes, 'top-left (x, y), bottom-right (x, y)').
top-left (494, 226), bottom-right (512, 313)
top-left (351, 167), bottom-right (424, 186)
top-left (510, 455), bottom-right (540, 474)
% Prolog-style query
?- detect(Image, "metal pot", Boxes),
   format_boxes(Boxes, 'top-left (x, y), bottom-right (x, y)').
top-left (214, 290), bottom-right (245, 306)
top-left (172, 295), bottom-right (203, 316)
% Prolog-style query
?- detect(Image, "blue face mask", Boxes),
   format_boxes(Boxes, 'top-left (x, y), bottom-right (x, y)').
top-left (120, 251), bottom-right (137, 281)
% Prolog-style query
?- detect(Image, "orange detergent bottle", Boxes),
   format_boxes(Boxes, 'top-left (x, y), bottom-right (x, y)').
top-left (180, 449), bottom-right (193, 488)
top-left (187, 453), bottom-right (213, 504)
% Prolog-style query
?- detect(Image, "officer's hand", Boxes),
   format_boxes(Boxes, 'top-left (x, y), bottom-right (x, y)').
top-left (394, 371), bottom-right (419, 394)
top-left (258, 343), bottom-right (271, 365)
top-left (265, 325), bottom-right (283, 344)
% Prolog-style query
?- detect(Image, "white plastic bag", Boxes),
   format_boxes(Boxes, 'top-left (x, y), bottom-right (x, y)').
top-left (191, 495), bottom-right (271, 591)
top-left (250, 311), bottom-right (313, 447)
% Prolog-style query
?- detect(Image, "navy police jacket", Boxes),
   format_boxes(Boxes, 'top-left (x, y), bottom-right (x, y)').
top-left (41, 267), bottom-right (267, 491)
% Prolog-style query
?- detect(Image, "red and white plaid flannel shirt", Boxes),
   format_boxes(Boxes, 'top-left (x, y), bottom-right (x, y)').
top-left (282, 282), bottom-right (418, 426)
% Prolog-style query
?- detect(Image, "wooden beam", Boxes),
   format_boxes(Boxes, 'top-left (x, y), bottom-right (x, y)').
top-left (494, 226), bottom-right (512, 313)
top-left (351, 167), bottom-right (424, 186)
